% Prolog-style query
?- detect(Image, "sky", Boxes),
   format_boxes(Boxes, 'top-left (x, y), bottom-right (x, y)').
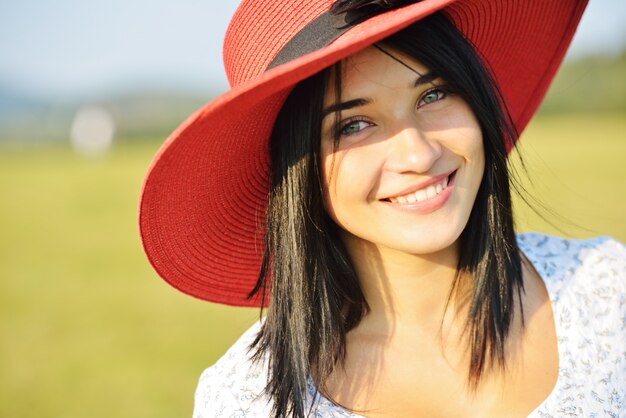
top-left (0, 0), bottom-right (625, 100)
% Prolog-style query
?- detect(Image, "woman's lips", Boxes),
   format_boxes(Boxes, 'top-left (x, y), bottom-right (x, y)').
top-left (381, 170), bottom-right (456, 214)
top-left (382, 170), bottom-right (456, 202)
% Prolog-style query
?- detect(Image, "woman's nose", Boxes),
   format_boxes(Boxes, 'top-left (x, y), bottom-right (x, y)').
top-left (384, 125), bottom-right (443, 173)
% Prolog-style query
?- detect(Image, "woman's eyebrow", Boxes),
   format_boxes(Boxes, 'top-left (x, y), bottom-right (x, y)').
top-left (322, 98), bottom-right (370, 119)
top-left (413, 72), bottom-right (438, 87)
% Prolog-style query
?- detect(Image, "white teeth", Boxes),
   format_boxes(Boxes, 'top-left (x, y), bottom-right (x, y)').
top-left (388, 176), bottom-right (450, 204)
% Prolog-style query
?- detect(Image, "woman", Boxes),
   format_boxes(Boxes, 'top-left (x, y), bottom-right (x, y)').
top-left (139, 0), bottom-right (625, 417)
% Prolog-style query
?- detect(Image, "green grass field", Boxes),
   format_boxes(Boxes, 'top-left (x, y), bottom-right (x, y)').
top-left (0, 112), bottom-right (624, 418)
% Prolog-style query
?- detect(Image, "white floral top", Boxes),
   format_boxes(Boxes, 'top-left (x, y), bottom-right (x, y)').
top-left (193, 233), bottom-right (626, 417)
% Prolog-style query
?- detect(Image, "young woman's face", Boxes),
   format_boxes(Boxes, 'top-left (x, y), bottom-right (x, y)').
top-left (320, 46), bottom-right (485, 256)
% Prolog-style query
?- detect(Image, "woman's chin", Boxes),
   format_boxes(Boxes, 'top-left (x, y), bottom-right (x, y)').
top-left (343, 227), bottom-right (463, 260)
top-left (390, 234), bottom-right (461, 258)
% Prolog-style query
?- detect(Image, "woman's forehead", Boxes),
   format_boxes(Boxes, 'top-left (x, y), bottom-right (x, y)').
top-left (326, 46), bottom-right (431, 99)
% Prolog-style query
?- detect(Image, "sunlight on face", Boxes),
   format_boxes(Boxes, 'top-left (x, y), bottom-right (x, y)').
top-left (320, 46), bottom-right (485, 259)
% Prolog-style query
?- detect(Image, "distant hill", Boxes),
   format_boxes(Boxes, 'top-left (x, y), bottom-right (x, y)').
top-left (539, 51), bottom-right (626, 114)
top-left (0, 86), bottom-right (49, 115)
top-left (104, 92), bottom-right (213, 138)
top-left (0, 90), bottom-right (213, 143)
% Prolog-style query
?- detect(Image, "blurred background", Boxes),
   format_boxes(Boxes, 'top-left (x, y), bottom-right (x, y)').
top-left (0, 1), bottom-right (625, 417)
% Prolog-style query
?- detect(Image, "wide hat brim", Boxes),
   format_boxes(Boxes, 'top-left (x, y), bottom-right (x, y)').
top-left (140, 0), bottom-right (588, 306)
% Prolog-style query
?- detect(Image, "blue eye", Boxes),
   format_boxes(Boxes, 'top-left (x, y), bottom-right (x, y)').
top-left (419, 88), bottom-right (447, 107)
top-left (340, 119), bottom-right (371, 136)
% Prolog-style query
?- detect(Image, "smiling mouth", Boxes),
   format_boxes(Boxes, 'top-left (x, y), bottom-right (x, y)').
top-left (383, 171), bottom-right (456, 204)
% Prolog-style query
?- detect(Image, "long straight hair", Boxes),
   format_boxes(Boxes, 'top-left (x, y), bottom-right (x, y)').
top-left (250, 12), bottom-right (524, 417)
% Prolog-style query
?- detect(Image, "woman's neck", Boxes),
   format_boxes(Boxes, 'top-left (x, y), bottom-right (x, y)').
top-left (342, 232), bottom-right (464, 336)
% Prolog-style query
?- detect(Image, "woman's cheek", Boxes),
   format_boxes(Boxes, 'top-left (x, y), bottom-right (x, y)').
top-left (321, 148), bottom-right (360, 221)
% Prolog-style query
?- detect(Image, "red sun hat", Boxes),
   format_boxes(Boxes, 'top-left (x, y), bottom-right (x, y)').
top-left (139, 0), bottom-right (588, 307)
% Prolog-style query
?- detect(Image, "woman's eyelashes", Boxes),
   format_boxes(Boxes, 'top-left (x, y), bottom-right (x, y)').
top-left (417, 86), bottom-right (448, 108)
top-left (339, 117), bottom-right (373, 137)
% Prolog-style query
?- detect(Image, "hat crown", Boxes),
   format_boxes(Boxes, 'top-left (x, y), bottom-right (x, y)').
top-left (223, 0), bottom-right (333, 87)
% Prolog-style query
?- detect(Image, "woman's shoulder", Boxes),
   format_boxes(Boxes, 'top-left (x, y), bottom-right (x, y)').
top-left (516, 231), bottom-right (624, 261)
top-left (192, 320), bottom-right (272, 418)
top-left (518, 233), bottom-right (625, 417)
top-left (517, 232), bottom-right (625, 315)
top-left (516, 232), bottom-right (625, 292)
